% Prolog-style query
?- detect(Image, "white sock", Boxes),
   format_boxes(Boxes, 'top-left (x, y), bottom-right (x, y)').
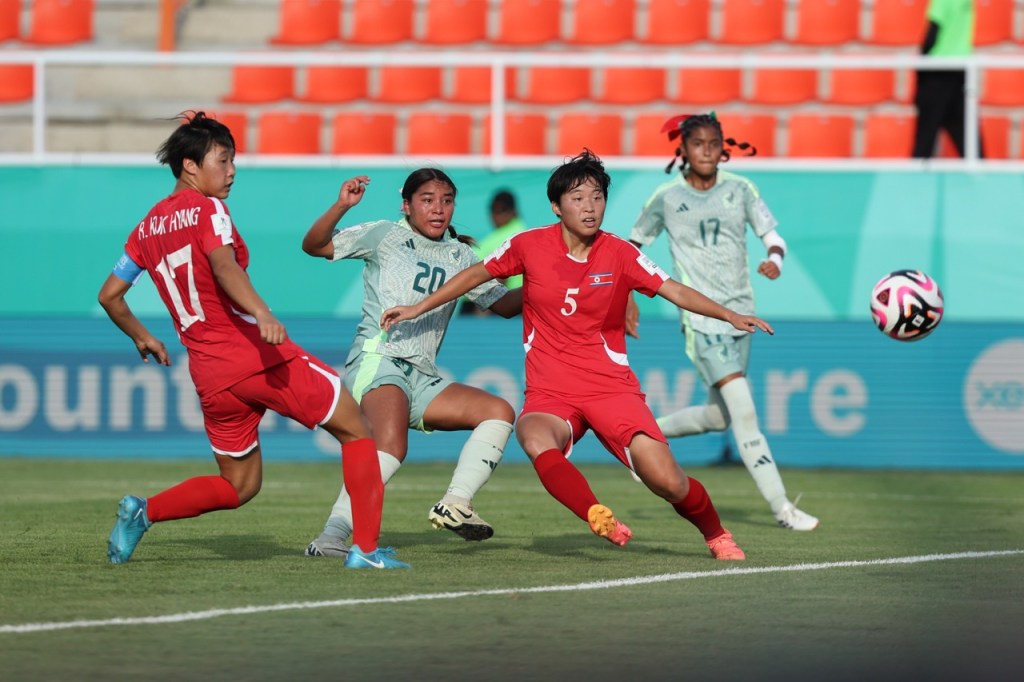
top-left (444, 419), bottom-right (512, 502)
top-left (656, 391), bottom-right (727, 437)
top-left (322, 450), bottom-right (402, 541)
top-left (719, 378), bottom-right (789, 515)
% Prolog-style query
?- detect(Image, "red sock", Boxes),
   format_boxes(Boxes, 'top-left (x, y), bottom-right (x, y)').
top-left (146, 475), bottom-right (240, 523)
top-left (344, 437), bottom-right (383, 552)
top-left (532, 449), bottom-right (599, 521)
top-left (670, 477), bottom-right (725, 540)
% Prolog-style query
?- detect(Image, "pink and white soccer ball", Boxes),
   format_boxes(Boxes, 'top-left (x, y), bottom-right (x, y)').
top-left (870, 270), bottom-right (944, 341)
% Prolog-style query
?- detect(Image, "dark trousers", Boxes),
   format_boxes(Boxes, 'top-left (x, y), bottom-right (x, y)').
top-left (912, 70), bottom-right (985, 158)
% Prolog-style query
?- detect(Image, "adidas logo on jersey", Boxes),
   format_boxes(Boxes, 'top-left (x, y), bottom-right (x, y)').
top-left (403, 238), bottom-right (415, 250)
top-left (675, 203), bottom-right (690, 213)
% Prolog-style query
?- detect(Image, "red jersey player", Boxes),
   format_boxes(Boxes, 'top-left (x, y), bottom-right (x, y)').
top-left (382, 150), bottom-right (773, 560)
top-left (97, 111), bottom-right (408, 569)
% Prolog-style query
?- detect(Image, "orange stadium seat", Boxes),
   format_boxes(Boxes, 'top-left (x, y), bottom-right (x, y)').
top-left (555, 113), bottom-right (624, 156)
top-left (25, 0), bottom-right (93, 45)
top-left (980, 69), bottom-right (1024, 106)
top-left (519, 67), bottom-right (591, 104)
top-left (716, 111), bottom-right (777, 157)
top-left (938, 116), bottom-right (1012, 159)
top-left (494, 0), bottom-right (561, 45)
top-left (256, 111), bottom-right (322, 155)
top-left (631, 111), bottom-right (678, 157)
top-left (299, 66), bottom-right (369, 103)
top-left (596, 67), bottom-right (666, 104)
top-left (331, 112), bottom-right (396, 154)
top-left (374, 66), bottom-right (443, 103)
top-left (826, 67), bottom-right (896, 105)
top-left (792, 0), bottom-right (861, 46)
top-left (406, 112), bottom-right (474, 155)
top-left (223, 65), bottom-right (295, 103)
top-left (786, 113), bottom-right (854, 157)
top-left (670, 67), bottom-right (742, 104)
top-left (641, 0), bottom-right (710, 44)
top-left (973, 0), bottom-right (1013, 46)
top-left (422, 0), bottom-right (487, 44)
top-left (0, 64), bottom-right (32, 102)
top-left (207, 111), bottom-right (249, 154)
top-left (0, 0), bottom-right (20, 41)
top-left (718, 0), bottom-right (784, 45)
top-left (483, 113), bottom-right (548, 155)
top-left (863, 113), bottom-right (914, 158)
top-left (348, 0), bottom-right (413, 44)
top-left (448, 66), bottom-right (517, 104)
top-left (270, 0), bottom-right (341, 46)
top-left (567, 0), bottom-right (635, 45)
top-left (866, 0), bottom-right (927, 46)
top-left (749, 68), bottom-right (818, 105)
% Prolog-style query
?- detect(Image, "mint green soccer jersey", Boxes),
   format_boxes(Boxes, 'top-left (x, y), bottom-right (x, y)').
top-left (331, 218), bottom-right (507, 374)
top-left (630, 170), bottom-right (778, 336)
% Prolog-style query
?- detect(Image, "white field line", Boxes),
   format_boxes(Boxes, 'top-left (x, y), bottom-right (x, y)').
top-left (2, 550), bottom-right (1020, 635)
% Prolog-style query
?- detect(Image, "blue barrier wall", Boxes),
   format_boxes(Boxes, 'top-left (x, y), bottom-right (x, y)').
top-left (2, 317), bottom-right (1022, 470)
top-left (3, 166), bottom-right (1022, 469)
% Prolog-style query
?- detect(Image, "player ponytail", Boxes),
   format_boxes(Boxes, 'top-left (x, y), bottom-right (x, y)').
top-left (661, 112), bottom-right (756, 174)
top-left (157, 110), bottom-right (236, 179)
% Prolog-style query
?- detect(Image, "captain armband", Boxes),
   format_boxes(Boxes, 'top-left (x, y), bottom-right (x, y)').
top-left (112, 251), bottom-right (145, 285)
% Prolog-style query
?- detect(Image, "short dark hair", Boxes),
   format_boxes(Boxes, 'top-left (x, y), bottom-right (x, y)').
top-left (156, 111), bottom-right (235, 179)
top-left (546, 149), bottom-right (610, 203)
top-left (490, 189), bottom-right (517, 213)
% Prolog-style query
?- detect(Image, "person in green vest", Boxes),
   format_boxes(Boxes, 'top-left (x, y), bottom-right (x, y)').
top-left (460, 189), bottom-right (528, 315)
top-left (912, 0), bottom-right (984, 158)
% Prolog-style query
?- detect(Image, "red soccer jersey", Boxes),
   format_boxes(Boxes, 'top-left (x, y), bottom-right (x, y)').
top-left (124, 188), bottom-right (301, 396)
top-left (484, 224), bottom-right (668, 397)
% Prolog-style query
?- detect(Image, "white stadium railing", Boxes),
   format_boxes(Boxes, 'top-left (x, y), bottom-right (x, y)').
top-left (1, 50), bottom-right (1022, 171)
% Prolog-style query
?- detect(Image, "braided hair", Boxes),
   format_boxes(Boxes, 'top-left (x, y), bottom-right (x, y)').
top-left (661, 112), bottom-right (756, 174)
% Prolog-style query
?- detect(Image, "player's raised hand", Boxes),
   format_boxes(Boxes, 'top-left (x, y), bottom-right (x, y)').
top-left (337, 176), bottom-right (370, 210)
top-left (757, 259), bottom-right (781, 280)
top-left (729, 313), bottom-right (774, 335)
top-left (136, 336), bottom-right (171, 366)
top-left (380, 305), bottom-right (417, 332)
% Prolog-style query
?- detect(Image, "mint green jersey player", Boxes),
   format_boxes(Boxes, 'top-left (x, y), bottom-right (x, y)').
top-left (630, 169), bottom-right (777, 337)
top-left (330, 217), bottom-right (507, 375)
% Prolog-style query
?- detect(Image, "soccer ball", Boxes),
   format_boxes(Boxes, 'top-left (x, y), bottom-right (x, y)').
top-left (870, 270), bottom-right (944, 341)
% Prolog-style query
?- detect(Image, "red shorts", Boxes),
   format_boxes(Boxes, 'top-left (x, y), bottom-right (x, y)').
top-left (199, 354), bottom-right (341, 457)
top-left (521, 389), bottom-right (666, 467)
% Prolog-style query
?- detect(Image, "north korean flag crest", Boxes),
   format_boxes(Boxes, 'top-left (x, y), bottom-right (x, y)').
top-left (588, 272), bottom-right (613, 286)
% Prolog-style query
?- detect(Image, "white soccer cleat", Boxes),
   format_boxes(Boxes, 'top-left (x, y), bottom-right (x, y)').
top-left (775, 502), bottom-right (820, 531)
top-left (304, 534), bottom-right (350, 558)
top-left (428, 501), bottom-right (494, 541)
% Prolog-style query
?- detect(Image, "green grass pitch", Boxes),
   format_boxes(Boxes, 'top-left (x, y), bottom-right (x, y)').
top-left (2, 458), bottom-right (1023, 681)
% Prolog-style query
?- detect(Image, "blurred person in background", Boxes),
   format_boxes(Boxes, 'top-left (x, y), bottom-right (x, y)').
top-left (912, 0), bottom-right (984, 158)
top-left (461, 188), bottom-right (528, 315)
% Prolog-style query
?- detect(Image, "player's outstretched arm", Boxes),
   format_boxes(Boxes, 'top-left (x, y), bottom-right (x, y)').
top-left (98, 273), bottom-right (171, 365)
top-left (487, 287), bottom-right (523, 318)
top-left (208, 246), bottom-right (287, 345)
top-left (657, 279), bottom-right (774, 335)
top-left (302, 176), bottom-right (370, 258)
top-left (382, 262), bottom-right (495, 330)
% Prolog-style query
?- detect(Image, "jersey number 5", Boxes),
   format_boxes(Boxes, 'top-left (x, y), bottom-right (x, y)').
top-left (153, 244), bottom-right (206, 331)
top-left (561, 288), bottom-right (579, 316)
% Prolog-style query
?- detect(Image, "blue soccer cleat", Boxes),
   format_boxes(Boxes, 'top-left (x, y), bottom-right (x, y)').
top-left (107, 495), bottom-right (152, 564)
top-left (343, 544), bottom-right (411, 569)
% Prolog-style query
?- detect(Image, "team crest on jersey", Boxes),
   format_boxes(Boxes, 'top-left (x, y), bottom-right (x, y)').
top-left (587, 272), bottom-right (613, 286)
